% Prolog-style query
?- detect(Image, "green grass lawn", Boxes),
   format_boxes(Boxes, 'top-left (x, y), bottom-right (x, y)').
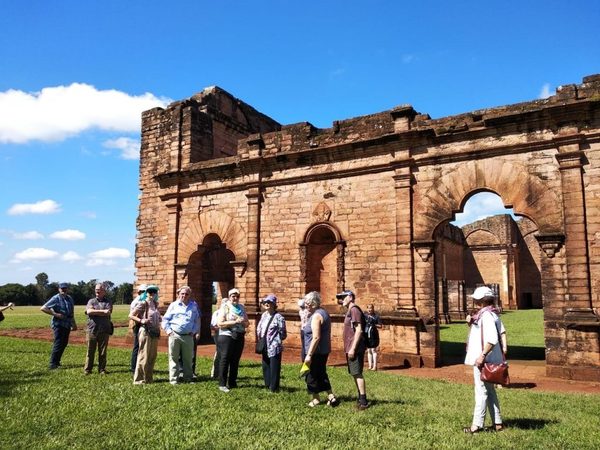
top-left (1, 335), bottom-right (599, 450)
top-left (0, 304), bottom-right (132, 329)
top-left (441, 309), bottom-right (545, 362)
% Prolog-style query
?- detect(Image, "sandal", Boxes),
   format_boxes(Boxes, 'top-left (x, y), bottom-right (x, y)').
top-left (308, 399), bottom-right (320, 407)
top-left (463, 426), bottom-right (484, 434)
top-left (326, 395), bottom-right (340, 407)
top-left (492, 424), bottom-right (505, 432)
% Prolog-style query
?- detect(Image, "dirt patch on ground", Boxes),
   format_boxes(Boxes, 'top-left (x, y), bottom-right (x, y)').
top-left (2, 327), bottom-right (599, 395)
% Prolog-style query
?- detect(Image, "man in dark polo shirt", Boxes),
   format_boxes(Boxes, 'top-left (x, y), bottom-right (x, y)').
top-left (84, 283), bottom-right (113, 374)
top-left (337, 290), bottom-right (370, 410)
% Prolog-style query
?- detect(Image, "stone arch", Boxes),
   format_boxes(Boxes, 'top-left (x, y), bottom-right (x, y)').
top-left (464, 229), bottom-right (501, 246)
top-left (414, 160), bottom-right (564, 241)
top-left (177, 210), bottom-right (247, 265)
top-left (300, 222), bottom-right (346, 305)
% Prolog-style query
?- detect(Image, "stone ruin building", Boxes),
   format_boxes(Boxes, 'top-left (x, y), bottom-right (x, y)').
top-left (437, 213), bottom-right (543, 321)
top-left (136, 74), bottom-right (600, 381)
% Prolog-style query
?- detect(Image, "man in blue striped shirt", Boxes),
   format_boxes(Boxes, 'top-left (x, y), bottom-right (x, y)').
top-left (162, 286), bottom-right (201, 384)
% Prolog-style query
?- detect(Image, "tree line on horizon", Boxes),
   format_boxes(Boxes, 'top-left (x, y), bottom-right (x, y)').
top-left (0, 272), bottom-right (134, 306)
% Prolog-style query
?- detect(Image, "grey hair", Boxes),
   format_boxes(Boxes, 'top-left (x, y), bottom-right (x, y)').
top-left (177, 285), bottom-right (192, 294)
top-left (303, 291), bottom-right (321, 308)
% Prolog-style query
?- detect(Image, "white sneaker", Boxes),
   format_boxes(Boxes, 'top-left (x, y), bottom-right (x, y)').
top-left (219, 386), bottom-right (230, 393)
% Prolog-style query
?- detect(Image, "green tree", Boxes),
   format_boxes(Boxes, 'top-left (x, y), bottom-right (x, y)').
top-left (35, 272), bottom-right (49, 303)
top-left (0, 283), bottom-right (38, 306)
top-left (113, 282), bottom-right (133, 304)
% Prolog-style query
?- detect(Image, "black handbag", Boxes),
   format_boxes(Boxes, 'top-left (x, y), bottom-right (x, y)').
top-left (255, 313), bottom-right (276, 354)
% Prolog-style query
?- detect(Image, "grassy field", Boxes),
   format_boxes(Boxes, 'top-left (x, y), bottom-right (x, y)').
top-left (1, 318), bottom-right (599, 449)
top-left (0, 304), bottom-right (132, 328)
top-left (440, 309), bottom-right (545, 362)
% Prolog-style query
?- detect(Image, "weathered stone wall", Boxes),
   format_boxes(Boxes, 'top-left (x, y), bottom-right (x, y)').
top-left (137, 74), bottom-right (600, 380)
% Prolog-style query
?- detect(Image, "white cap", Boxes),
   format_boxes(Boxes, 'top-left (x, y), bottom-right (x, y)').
top-left (471, 286), bottom-right (495, 300)
top-left (136, 283), bottom-right (148, 293)
top-left (228, 288), bottom-right (240, 296)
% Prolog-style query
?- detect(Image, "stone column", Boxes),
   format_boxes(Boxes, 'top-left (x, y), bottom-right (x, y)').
top-left (412, 240), bottom-right (439, 367)
top-left (245, 186), bottom-right (262, 307)
top-left (556, 145), bottom-right (595, 316)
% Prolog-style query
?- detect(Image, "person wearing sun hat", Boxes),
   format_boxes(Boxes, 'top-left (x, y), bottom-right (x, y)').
top-left (256, 294), bottom-right (287, 392)
top-left (129, 283), bottom-right (148, 372)
top-left (463, 286), bottom-right (506, 434)
top-left (216, 287), bottom-right (249, 392)
top-left (129, 284), bottom-right (162, 384)
top-left (40, 282), bottom-right (77, 370)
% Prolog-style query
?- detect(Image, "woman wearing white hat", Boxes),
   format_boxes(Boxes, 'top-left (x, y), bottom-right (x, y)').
top-left (216, 288), bottom-right (249, 392)
top-left (463, 286), bottom-right (506, 433)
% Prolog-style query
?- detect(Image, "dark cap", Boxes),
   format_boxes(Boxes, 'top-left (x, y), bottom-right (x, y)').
top-left (335, 290), bottom-right (355, 300)
top-left (58, 282), bottom-right (69, 289)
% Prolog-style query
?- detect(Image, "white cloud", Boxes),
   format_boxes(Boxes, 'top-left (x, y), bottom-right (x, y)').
top-left (103, 137), bottom-right (140, 160)
top-left (0, 83), bottom-right (171, 144)
top-left (62, 251), bottom-right (83, 262)
top-left (50, 229), bottom-right (86, 240)
top-left (452, 192), bottom-right (515, 227)
top-left (539, 83), bottom-right (552, 99)
top-left (401, 54), bottom-right (414, 64)
top-left (14, 230), bottom-right (44, 240)
top-left (7, 199), bottom-right (61, 215)
top-left (86, 258), bottom-right (117, 267)
top-left (80, 211), bottom-right (97, 219)
top-left (86, 247), bottom-right (131, 267)
top-left (12, 247), bottom-right (59, 262)
top-left (89, 247), bottom-right (131, 259)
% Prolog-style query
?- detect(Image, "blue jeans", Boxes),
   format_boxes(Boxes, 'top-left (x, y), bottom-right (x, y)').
top-left (50, 326), bottom-right (71, 368)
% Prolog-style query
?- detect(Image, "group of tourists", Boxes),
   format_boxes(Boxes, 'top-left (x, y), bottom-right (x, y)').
top-left (31, 281), bottom-right (507, 427)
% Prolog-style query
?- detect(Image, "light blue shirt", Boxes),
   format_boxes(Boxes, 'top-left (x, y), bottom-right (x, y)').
top-left (162, 299), bottom-right (200, 335)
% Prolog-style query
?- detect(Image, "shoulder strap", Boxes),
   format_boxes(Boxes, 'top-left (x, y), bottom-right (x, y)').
top-left (262, 312), bottom-right (277, 339)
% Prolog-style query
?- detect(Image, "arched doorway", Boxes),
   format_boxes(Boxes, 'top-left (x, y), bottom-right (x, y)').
top-left (300, 223), bottom-right (345, 307)
top-left (187, 233), bottom-right (235, 342)
top-left (435, 191), bottom-right (545, 363)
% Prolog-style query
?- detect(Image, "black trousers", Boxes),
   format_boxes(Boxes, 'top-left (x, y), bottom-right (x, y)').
top-left (305, 353), bottom-right (332, 394)
top-left (217, 334), bottom-right (244, 388)
top-left (130, 324), bottom-right (140, 372)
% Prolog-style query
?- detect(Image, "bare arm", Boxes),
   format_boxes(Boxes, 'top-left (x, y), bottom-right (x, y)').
top-left (304, 313), bottom-right (323, 363)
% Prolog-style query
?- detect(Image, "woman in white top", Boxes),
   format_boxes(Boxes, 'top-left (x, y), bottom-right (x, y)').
top-left (464, 286), bottom-right (506, 433)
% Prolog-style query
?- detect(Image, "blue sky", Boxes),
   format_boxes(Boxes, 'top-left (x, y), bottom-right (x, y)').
top-left (1, 0), bottom-right (598, 286)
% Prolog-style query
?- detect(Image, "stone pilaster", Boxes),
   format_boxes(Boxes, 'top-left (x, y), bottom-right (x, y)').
top-left (245, 186), bottom-right (262, 306)
top-left (556, 144), bottom-right (595, 316)
top-left (412, 240), bottom-right (439, 367)
top-left (393, 168), bottom-right (415, 312)
top-left (165, 199), bottom-right (181, 304)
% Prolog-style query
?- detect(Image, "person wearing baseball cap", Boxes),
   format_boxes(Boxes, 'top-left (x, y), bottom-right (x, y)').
top-left (338, 290), bottom-right (369, 410)
top-left (40, 282), bottom-right (77, 369)
top-left (463, 286), bottom-right (506, 433)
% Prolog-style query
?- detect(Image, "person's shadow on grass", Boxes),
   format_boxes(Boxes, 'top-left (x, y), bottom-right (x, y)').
top-left (502, 418), bottom-right (557, 430)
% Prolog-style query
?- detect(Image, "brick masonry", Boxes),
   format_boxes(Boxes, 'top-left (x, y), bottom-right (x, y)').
top-left (137, 76), bottom-right (600, 381)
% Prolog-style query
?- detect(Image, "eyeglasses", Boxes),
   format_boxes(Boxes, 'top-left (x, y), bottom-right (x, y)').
top-left (147, 290), bottom-right (157, 294)
top-left (230, 294), bottom-right (240, 297)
